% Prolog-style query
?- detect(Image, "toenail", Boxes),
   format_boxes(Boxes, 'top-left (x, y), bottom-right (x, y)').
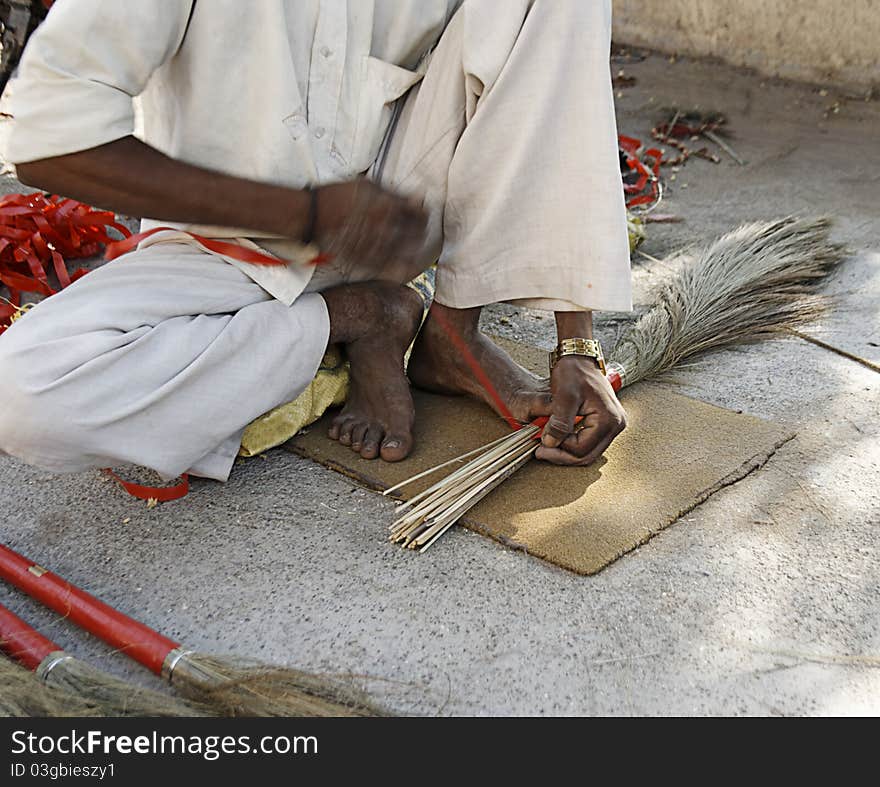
top-left (383, 440), bottom-right (400, 449)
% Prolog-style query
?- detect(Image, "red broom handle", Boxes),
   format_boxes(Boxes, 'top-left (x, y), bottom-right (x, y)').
top-left (0, 544), bottom-right (180, 675)
top-left (0, 602), bottom-right (59, 672)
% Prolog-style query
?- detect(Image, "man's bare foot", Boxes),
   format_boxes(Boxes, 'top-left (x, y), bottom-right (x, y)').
top-left (408, 303), bottom-right (551, 424)
top-left (321, 282), bottom-right (423, 461)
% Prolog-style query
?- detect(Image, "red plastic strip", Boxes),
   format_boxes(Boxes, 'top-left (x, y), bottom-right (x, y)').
top-left (0, 270), bottom-right (54, 296)
top-left (105, 227), bottom-right (332, 267)
top-left (101, 469), bottom-right (190, 503)
top-left (103, 227), bottom-right (185, 261)
top-left (428, 307), bottom-right (520, 430)
top-left (1, 193), bottom-right (132, 334)
top-left (0, 603), bottom-right (60, 672)
top-left (0, 544), bottom-right (181, 675)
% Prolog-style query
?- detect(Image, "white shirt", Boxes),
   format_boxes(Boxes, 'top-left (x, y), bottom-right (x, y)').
top-left (8, 0), bottom-right (462, 179)
top-left (6, 0), bottom-right (606, 313)
top-left (6, 0), bottom-right (466, 301)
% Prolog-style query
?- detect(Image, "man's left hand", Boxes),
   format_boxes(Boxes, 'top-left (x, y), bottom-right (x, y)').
top-left (535, 355), bottom-right (627, 466)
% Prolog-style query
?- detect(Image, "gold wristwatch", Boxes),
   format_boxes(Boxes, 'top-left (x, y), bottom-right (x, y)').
top-left (549, 337), bottom-right (606, 375)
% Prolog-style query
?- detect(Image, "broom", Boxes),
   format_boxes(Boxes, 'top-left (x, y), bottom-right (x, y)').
top-left (0, 544), bottom-right (386, 716)
top-left (387, 217), bottom-right (846, 551)
top-left (0, 657), bottom-right (101, 717)
top-left (0, 601), bottom-right (208, 716)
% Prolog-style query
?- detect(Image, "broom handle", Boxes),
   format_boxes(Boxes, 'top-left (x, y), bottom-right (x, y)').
top-left (0, 602), bottom-right (59, 672)
top-left (0, 544), bottom-right (179, 675)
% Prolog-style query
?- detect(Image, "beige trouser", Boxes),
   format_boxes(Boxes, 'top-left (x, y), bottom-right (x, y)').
top-left (0, 0), bottom-right (630, 481)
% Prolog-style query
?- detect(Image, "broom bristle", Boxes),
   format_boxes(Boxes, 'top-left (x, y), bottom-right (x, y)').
top-left (610, 216), bottom-right (846, 385)
top-left (0, 658), bottom-right (100, 717)
top-left (45, 657), bottom-right (211, 717)
top-left (172, 654), bottom-right (388, 717)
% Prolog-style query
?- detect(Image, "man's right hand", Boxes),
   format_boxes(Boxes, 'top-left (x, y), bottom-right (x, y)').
top-left (313, 179), bottom-right (430, 284)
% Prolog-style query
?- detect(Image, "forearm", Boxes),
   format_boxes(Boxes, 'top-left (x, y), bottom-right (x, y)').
top-left (15, 136), bottom-right (310, 238)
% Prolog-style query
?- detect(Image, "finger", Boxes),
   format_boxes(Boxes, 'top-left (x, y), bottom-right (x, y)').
top-left (362, 201), bottom-right (397, 266)
top-left (534, 445), bottom-right (592, 466)
top-left (378, 230), bottom-right (429, 284)
top-left (399, 194), bottom-right (429, 223)
top-left (556, 424), bottom-right (609, 460)
top-left (536, 420), bottom-right (622, 467)
top-left (558, 412), bottom-right (607, 456)
top-left (540, 391), bottom-right (581, 448)
top-left (387, 205), bottom-right (427, 261)
top-left (391, 194), bottom-right (428, 232)
top-left (380, 198), bottom-right (426, 259)
top-left (567, 425), bottom-right (621, 466)
top-left (391, 212), bottom-right (424, 258)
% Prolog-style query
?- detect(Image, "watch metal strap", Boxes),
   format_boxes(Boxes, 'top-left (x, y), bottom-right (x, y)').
top-left (549, 338), bottom-right (606, 375)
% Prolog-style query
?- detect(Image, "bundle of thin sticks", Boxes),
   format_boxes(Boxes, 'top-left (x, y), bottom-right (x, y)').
top-left (387, 217), bottom-right (845, 552)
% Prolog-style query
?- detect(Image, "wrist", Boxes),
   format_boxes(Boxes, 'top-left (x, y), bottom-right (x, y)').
top-left (262, 186), bottom-right (314, 240)
top-left (549, 337), bottom-right (606, 375)
top-left (554, 310), bottom-right (592, 341)
top-left (554, 354), bottom-right (605, 377)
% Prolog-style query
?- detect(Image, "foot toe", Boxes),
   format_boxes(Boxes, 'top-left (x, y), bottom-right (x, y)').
top-left (350, 422), bottom-right (369, 452)
top-left (338, 419), bottom-right (357, 445)
top-left (380, 431), bottom-right (413, 462)
top-left (328, 412), bottom-right (352, 441)
top-left (359, 425), bottom-right (383, 460)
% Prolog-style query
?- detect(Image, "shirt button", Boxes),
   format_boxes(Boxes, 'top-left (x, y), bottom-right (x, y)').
top-left (320, 46), bottom-right (332, 58)
top-left (314, 127), bottom-right (326, 139)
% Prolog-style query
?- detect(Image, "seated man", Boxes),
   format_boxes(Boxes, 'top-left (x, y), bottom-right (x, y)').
top-left (0, 0), bottom-right (630, 483)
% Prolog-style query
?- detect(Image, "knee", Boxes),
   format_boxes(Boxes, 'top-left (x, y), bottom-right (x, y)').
top-left (0, 336), bottom-right (43, 452)
top-left (0, 329), bottom-right (81, 469)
